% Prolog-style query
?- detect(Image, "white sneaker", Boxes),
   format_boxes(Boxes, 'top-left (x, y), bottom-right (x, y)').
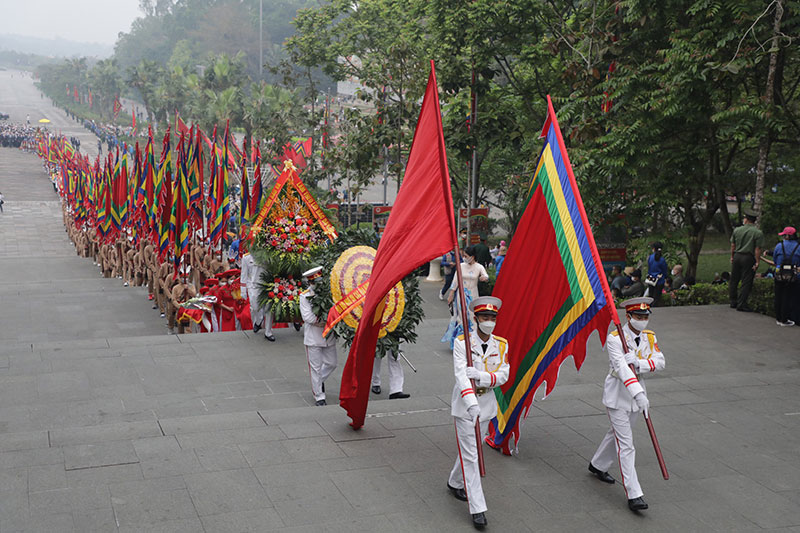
top-left (438, 292), bottom-right (444, 300)
top-left (123, 282), bottom-right (129, 287)
top-left (779, 320), bottom-right (796, 327)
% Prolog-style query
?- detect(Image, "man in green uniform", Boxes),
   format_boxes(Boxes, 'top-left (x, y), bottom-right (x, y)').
top-left (729, 211), bottom-right (765, 312)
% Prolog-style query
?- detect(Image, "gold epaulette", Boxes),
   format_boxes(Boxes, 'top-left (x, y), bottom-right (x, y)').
top-left (456, 334), bottom-right (466, 341)
top-left (493, 335), bottom-right (508, 345)
top-left (642, 329), bottom-right (655, 334)
top-left (610, 330), bottom-right (620, 337)
top-left (301, 289), bottom-right (311, 296)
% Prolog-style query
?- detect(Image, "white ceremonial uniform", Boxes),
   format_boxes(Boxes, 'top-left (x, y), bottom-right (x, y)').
top-left (240, 253), bottom-right (272, 336)
top-left (448, 331), bottom-right (510, 515)
top-left (371, 351), bottom-right (404, 395)
top-left (591, 323), bottom-right (665, 500)
top-left (299, 286), bottom-right (337, 401)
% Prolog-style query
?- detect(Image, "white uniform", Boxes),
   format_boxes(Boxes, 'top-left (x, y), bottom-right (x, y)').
top-left (240, 253), bottom-right (272, 336)
top-left (591, 323), bottom-right (665, 500)
top-left (371, 351), bottom-right (404, 395)
top-left (448, 331), bottom-right (509, 514)
top-left (299, 286), bottom-right (337, 401)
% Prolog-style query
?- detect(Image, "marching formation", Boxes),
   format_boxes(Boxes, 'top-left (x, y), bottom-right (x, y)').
top-left (12, 66), bottom-right (676, 530)
top-left (36, 119), bottom-right (275, 336)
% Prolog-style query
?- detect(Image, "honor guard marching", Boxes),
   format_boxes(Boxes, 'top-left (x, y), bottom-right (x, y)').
top-left (240, 245), bottom-right (275, 341)
top-left (447, 296), bottom-right (509, 530)
top-left (588, 297), bottom-right (665, 512)
top-left (299, 266), bottom-right (337, 406)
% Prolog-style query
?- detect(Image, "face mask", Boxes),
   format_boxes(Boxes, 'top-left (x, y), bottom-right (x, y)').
top-left (630, 318), bottom-right (649, 331)
top-left (478, 320), bottom-right (496, 335)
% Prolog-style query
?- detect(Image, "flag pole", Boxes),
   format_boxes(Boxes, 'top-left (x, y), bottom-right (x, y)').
top-left (452, 244), bottom-right (486, 477)
top-left (543, 95), bottom-right (668, 480)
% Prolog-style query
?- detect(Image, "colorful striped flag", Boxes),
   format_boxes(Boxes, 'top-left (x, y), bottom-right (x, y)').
top-left (488, 96), bottom-right (615, 455)
top-left (171, 133), bottom-right (191, 277)
top-left (249, 141), bottom-right (263, 217)
top-left (157, 130), bottom-right (173, 260)
top-left (208, 123), bottom-right (230, 246)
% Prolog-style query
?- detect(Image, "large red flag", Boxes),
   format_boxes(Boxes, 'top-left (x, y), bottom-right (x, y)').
top-left (339, 61), bottom-right (458, 429)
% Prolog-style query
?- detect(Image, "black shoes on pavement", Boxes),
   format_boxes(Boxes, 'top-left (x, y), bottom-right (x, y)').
top-left (588, 463), bottom-right (616, 484)
top-left (472, 512), bottom-right (487, 529)
top-left (253, 324), bottom-right (261, 333)
top-left (389, 392), bottom-right (410, 399)
top-left (315, 399), bottom-right (326, 406)
top-left (371, 385), bottom-right (381, 395)
top-left (447, 483), bottom-right (467, 501)
top-left (265, 335), bottom-right (275, 342)
top-left (628, 496), bottom-right (649, 511)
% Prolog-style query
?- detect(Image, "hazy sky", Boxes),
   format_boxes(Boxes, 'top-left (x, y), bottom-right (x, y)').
top-left (0, 0), bottom-right (142, 44)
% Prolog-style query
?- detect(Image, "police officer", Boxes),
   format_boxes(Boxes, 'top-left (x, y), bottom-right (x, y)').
top-left (588, 297), bottom-right (665, 512)
top-left (299, 266), bottom-right (337, 406)
top-left (447, 296), bottom-right (509, 530)
top-left (729, 211), bottom-right (765, 312)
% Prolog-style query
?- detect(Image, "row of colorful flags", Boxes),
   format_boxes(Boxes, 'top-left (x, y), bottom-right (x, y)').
top-left (39, 120), bottom-right (282, 278)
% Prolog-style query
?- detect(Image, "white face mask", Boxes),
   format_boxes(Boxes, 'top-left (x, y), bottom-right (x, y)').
top-left (629, 318), bottom-right (649, 332)
top-left (478, 320), bottom-right (496, 335)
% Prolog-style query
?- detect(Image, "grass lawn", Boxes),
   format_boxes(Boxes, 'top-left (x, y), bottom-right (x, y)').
top-left (694, 253), bottom-right (770, 282)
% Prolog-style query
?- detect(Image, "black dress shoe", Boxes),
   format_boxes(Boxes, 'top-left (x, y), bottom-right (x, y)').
top-left (628, 496), bottom-right (648, 511)
top-left (371, 385), bottom-right (381, 395)
top-left (588, 463), bottom-right (615, 484)
top-left (389, 392), bottom-right (410, 399)
top-left (315, 399), bottom-right (327, 406)
top-left (253, 324), bottom-right (261, 333)
top-left (265, 335), bottom-right (276, 342)
top-left (472, 512), bottom-right (487, 529)
top-left (447, 483), bottom-right (467, 501)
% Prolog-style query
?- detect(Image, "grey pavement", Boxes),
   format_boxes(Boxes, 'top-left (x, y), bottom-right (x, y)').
top-left (3, 70), bottom-right (800, 532)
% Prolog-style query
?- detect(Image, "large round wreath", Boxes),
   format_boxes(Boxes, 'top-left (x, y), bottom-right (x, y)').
top-left (308, 227), bottom-right (424, 358)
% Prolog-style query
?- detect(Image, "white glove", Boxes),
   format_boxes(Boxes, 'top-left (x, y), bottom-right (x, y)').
top-left (467, 404), bottom-right (480, 425)
top-left (634, 392), bottom-right (649, 416)
top-left (624, 352), bottom-right (638, 366)
top-left (465, 367), bottom-right (480, 380)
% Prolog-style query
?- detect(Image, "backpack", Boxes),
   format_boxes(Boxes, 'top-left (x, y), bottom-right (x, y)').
top-left (775, 241), bottom-right (799, 283)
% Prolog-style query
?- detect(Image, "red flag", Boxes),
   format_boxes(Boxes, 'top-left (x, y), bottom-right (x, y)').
top-left (339, 61), bottom-right (458, 428)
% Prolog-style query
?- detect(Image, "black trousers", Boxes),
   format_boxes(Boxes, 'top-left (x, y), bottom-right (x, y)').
top-left (729, 252), bottom-right (755, 309)
top-left (774, 280), bottom-right (794, 323)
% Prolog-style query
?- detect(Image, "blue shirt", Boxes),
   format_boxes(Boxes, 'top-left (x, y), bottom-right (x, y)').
top-left (773, 240), bottom-right (800, 267)
top-left (495, 255), bottom-right (505, 274)
top-left (647, 253), bottom-right (668, 283)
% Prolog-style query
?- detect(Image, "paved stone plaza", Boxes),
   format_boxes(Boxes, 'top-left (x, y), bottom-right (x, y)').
top-left (2, 69), bottom-right (800, 532)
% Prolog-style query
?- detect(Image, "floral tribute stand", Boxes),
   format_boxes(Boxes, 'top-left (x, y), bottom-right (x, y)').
top-left (248, 161), bottom-right (337, 327)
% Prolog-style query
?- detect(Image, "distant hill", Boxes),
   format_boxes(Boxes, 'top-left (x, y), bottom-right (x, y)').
top-left (0, 34), bottom-right (113, 59)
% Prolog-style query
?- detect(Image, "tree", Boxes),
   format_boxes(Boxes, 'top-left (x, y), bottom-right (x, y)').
top-left (127, 60), bottom-right (163, 125)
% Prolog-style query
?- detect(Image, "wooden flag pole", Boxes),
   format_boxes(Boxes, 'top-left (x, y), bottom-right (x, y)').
top-left (616, 324), bottom-right (669, 480)
top-left (452, 245), bottom-right (486, 477)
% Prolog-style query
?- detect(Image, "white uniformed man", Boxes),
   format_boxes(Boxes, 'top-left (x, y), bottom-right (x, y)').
top-left (370, 351), bottom-right (410, 399)
top-left (240, 244), bottom-right (274, 341)
top-left (588, 296), bottom-right (665, 512)
top-left (299, 266), bottom-right (337, 406)
top-left (447, 296), bottom-right (509, 530)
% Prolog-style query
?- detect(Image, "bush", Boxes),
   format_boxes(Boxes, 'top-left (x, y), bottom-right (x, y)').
top-left (668, 279), bottom-right (775, 317)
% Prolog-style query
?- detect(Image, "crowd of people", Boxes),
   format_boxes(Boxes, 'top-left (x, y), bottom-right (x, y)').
top-left (0, 123), bottom-right (39, 148)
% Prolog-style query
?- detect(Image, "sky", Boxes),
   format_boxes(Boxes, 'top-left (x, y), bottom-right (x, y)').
top-left (0, 0), bottom-right (142, 45)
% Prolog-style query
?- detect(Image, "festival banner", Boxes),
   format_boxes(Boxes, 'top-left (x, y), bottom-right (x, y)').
top-left (323, 279), bottom-right (370, 337)
top-left (290, 173), bottom-right (338, 241)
